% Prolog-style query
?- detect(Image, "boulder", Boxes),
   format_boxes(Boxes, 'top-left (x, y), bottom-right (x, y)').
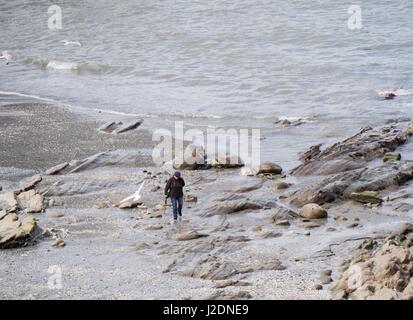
top-left (17, 190), bottom-right (44, 213)
top-left (240, 167), bottom-right (254, 176)
top-left (211, 154), bottom-right (244, 168)
top-left (0, 213), bottom-right (38, 249)
top-left (173, 144), bottom-right (207, 170)
top-left (350, 191), bottom-right (383, 204)
top-left (252, 162), bottom-right (282, 175)
top-left (265, 206), bottom-right (299, 223)
top-left (299, 203), bottom-right (327, 219)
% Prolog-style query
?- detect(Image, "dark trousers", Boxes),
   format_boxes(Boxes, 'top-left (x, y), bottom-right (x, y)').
top-left (171, 196), bottom-right (183, 220)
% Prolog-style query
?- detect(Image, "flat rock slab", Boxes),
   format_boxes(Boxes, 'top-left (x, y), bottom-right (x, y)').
top-left (45, 162), bottom-right (69, 175)
top-left (20, 174), bottom-right (42, 191)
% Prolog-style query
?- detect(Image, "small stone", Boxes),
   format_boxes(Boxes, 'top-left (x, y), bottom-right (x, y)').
top-left (52, 239), bottom-right (65, 247)
top-left (146, 213), bottom-right (162, 219)
top-left (154, 204), bottom-right (165, 211)
top-left (315, 284), bottom-right (323, 290)
top-left (321, 269), bottom-right (332, 277)
top-left (350, 191), bottom-right (382, 204)
top-left (383, 152), bottom-right (401, 162)
top-left (347, 222), bottom-right (360, 228)
top-left (184, 194), bottom-right (198, 203)
top-left (95, 201), bottom-right (109, 209)
top-left (240, 167), bottom-right (254, 176)
top-left (301, 222), bottom-right (321, 229)
top-left (334, 214), bottom-right (348, 221)
top-left (320, 274), bottom-right (332, 284)
top-left (326, 227), bottom-right (337, 232)
top-left (252, 162), bottom-right (282, 175)
top-left (144, 224), bottom-right (163, 230)
top-left (275, 182), bottom-right (290, 190)
top-left (275, 220), bottom-right (290, 226)
top-left (304, 231), bottom-right (311, 236)
top-left (261, 231), bottom-right (282, 239)
top-left (294, 256), bottom-right (305, 262)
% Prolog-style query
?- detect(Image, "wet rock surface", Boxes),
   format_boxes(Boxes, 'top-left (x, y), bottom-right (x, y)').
top-left (291, 121), bottom-right (413, 176)
top-left (290, 161), bottom-right (413, 206)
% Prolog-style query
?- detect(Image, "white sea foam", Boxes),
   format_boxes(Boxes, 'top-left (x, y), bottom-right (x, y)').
top-left (46, 60), bottom-right (80, 71)
top-left (376, 89), bottom-right (413, 97)
top-left (61, 40), bottom-right (82, 47)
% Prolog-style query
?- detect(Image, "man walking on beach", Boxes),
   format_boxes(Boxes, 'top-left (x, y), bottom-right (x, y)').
top-left (165, 171), bottom-right (185, 223)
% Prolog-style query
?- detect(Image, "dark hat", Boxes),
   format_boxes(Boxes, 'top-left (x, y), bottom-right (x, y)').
top-left (173, 171), bottom-right (181, 177)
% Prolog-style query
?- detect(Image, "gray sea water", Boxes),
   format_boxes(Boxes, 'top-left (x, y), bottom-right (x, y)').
top-left (1, 0), bottom-right (413, 167)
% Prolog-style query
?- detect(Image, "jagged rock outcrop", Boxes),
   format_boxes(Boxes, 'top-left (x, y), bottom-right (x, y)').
top-left (291, 122), bottom-right (413, 176)
top-left (332, 224), bottom-right (413, 300)
top-left (290, 161), bottom-right (413, 206)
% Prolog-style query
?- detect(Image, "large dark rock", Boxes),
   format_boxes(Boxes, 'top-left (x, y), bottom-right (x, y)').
top-left (290, 161), bottom-right (413, 206)
top-left (291, 122), bottom-right (413, 176)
